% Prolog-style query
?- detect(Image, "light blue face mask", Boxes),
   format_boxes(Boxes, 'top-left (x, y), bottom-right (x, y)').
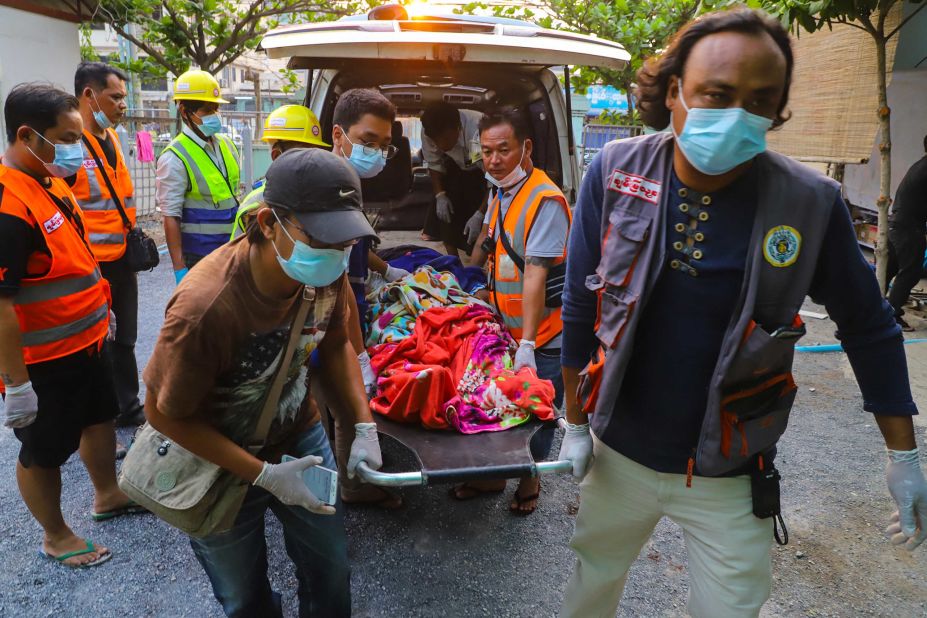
top-left (271, 211), bottom-right (350, 287)
top-left (27, 130), bottom-right (84, 178)
top-left (198, 113), bottom-right (223, 138)
top-left (672, 80), bottom-right (773, 176)
top-left (90, 91), bottom-right (113, 130)
top-left (338, 126), bottom-right (387, 179)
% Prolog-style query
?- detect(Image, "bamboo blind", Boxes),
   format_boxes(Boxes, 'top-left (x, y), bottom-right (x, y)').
top-left (767, 5), bottom-right (902, 163)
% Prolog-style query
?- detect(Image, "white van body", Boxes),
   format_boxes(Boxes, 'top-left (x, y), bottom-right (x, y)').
top-left (261, 12), bottom-right (628, 226)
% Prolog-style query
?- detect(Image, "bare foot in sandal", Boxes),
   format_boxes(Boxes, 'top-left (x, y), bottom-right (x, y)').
top-left (43, 532), bottom-right (111, 568)
top-left (509, 478), bottom-right (541, 515)
top-left (450, 480), bottom-right (507, 500)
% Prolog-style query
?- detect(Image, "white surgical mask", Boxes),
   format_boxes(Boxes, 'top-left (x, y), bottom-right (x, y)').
top-left (484, 146), bottom-right (527, 189)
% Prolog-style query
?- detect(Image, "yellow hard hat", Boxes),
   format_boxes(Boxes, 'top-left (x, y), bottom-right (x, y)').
top-left (261, 105), bottom-right (330, 148)
top-left (173, 69), bottom-right (229, 104)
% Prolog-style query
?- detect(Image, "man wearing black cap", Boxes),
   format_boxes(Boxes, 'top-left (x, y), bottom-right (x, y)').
top-left (143, 148), bottom-right (381, 617)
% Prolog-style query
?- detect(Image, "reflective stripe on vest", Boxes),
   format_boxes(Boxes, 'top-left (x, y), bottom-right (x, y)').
top-left (166, 133), bottom-right (240, 256)
top-left (488, 169), bottom-right (569, 347)
top-left (0, 166), bottom-right (111, 365)
top-left (14, 270), bottom-right (101, 305)
top-left (73, 129), bottom-right (135, 261)
top-left (20, 302), bottom-right (108, 347)
top-left (231, 185), bottom-right (265, 240)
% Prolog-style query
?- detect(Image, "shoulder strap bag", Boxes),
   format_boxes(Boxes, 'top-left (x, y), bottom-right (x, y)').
top-left (118, 290), bottom-right (313, 538)
top-left (82, 135), bottom-right (160, 272)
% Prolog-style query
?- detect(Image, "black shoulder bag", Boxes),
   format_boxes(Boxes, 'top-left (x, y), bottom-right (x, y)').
top-left (82, 135), bottom-right (160, 272)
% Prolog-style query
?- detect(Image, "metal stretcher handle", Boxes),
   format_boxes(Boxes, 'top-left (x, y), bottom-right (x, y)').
top-left (356, 459), bottom-right (574, 488)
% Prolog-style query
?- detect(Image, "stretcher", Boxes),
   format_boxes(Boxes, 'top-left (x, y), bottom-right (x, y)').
top-left (356, 416), bottom-right (572, 487)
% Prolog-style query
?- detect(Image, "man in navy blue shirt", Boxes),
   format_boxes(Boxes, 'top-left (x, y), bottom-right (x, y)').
top-left (557, 10), bottom-right (926, 617)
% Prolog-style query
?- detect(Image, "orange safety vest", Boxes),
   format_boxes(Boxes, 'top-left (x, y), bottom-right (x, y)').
top-left (71, 128), bottom-right (135, 262)
top-left (0, 166), bottom-right (111, 370)
top-left (487, 168), bottom-right (571, 347)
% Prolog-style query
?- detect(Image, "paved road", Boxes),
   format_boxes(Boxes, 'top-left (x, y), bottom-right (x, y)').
top-left (0, 248), bottom-right (924, 617)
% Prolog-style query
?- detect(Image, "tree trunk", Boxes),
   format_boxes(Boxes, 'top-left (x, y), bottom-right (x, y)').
top-left (874, 35), bottom-right (892, 292)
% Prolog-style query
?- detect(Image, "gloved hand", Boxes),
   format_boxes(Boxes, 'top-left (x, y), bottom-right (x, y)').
top-left (464, 210), bottom-right (484, 245)
top-left (358, 351), bottom-right (376, 398)
top-left (885, 448), bottom-right (927, 550)
top-left (253, 456), bottom-right (336, 515)
top-left (107, 310), bottom-right (117, 341)
top-left (559, 421), bottom-right (593, 480)
top-left (3, 380), bottom-right (39, 429)
top-left (514, 339), bottom-right (537, 372)
top-left (435, 192), bottom-right (454, 223)
top-left (347, 422), bottom-right (382, 479)
top-left (385, 265), bottom-right (411, 282)
top-left (174, 267), bottom-right (189, 285)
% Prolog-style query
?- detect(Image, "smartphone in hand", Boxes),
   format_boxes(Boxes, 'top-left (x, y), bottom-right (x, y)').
top-left (281, 455), bottom-right (339, 506)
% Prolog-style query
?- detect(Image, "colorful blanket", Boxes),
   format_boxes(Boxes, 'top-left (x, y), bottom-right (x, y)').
top-left (369, 304), bottom-right (555, 433)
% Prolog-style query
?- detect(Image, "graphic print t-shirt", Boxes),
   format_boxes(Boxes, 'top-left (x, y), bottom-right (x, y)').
top-left (143, 236), bottom-right (349, 453)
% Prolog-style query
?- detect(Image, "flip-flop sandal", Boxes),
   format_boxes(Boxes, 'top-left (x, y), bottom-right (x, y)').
top-left (41, 539), bottom-right (112, 568)
top-left (91, 501), bottom-right (146, 522)
top-left (509, 484), bottom-right (541, 516)
top-left (342, 488), bottom-right (404, 510)
top-left (449, 483), bottom-right (506, 501)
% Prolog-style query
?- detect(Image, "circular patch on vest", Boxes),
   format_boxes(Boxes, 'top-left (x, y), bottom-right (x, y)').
top-left (155, 471), bottom-right (177, 492)
top-left (763, 225), bottom-right (801, 268)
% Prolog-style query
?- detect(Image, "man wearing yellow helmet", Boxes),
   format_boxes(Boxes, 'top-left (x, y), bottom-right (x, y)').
top-left (156, 69), bottom-right (241, 284)
top-left (230, 105), bottom-right (330, 240)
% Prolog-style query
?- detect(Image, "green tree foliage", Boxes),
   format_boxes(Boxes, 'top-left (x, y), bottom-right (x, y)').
top-left (91, 0), bottom-right (368, 77)
top-left (706, 0), bottom-right (926, 287)
top-left (460, 0), bottom-right (698, 118)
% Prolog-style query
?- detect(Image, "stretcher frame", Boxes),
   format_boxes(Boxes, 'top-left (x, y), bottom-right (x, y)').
top-left (356, 416), bottom-right (572, 487)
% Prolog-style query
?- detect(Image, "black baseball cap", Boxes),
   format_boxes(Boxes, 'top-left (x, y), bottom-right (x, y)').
top-left (262, 148), bottom-right (378, 244)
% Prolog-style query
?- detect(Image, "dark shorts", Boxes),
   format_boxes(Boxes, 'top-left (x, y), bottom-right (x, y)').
top-left (12, 345), bottom-right (119, 468)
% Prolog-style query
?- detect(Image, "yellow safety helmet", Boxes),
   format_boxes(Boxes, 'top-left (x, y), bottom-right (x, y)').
top-left (261, 105), bottom-right (330, 148)
top-left (173, 69), bottom-right (229, 104)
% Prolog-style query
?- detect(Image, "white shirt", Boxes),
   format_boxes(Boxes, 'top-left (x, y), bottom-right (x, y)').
top-left (421, 109), bottom-right (484, 174)
top-left (155, 124), bottom-right (231, 218)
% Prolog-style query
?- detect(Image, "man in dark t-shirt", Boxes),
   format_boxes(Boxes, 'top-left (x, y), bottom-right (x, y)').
top-left (887, 136), bottom-right (927, 330)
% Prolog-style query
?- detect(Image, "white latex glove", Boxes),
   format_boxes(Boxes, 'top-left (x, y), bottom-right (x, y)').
top-left (3, 381), bottom-right (39, 429)
top-left (253, 456), bottom-right (336, 515)
top-left (464, 210), bottom-right (484, 244)
top-left (358, 351), bottom-right (376, 398)
top-left (559, 421), bottom-right (593, 480)
top-left (514, 339), bottom-right (537, 372)
top-left (385, 265), bottom-right (411, 282)
top-left (885, 448), bottom-right (927, 550)
top-left (435, 192), bottom-right (454, 223)
top-left (347, 422), bottom-right (382, 479)
top-left (107, 310), bottom-right (117, 341)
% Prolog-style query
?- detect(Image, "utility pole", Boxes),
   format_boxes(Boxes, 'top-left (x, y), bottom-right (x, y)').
top-left (244, 68), bottom-right (263, 139)
top-left (116, 24), bottom-right (143, 112)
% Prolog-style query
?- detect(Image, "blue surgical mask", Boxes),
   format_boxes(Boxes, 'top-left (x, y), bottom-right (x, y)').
top-left (271, 211), bottom-right (350, 287)
top-left (90, 91), bottom-right (113, 130)
top-left (27, 130), bottom-right (84, 178)
top-left (672, 79), bottom-right (773, 176)
top-left (198, 113), bottom-right (223, 138)
top-left (338, 127), bottom-right (386, 179)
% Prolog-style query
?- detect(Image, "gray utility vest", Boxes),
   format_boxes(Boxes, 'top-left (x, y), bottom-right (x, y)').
top-left (584, 132), bottom-right (839, 476)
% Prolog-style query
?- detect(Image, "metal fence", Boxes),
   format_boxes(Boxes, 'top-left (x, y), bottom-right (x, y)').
top-left (581, 124), bottom-right (644, 168)
top-left (116, 110), bottom-right (268, 218)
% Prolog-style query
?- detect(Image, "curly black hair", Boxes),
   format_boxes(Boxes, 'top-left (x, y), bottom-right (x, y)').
top-left (635, 8), bottom-right (793, 131)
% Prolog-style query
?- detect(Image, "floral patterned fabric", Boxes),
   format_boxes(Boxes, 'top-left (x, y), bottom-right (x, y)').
top-left (369, 304), bottom-right (555, 433)
top-left (365, 266), bottom-right (486, 346)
